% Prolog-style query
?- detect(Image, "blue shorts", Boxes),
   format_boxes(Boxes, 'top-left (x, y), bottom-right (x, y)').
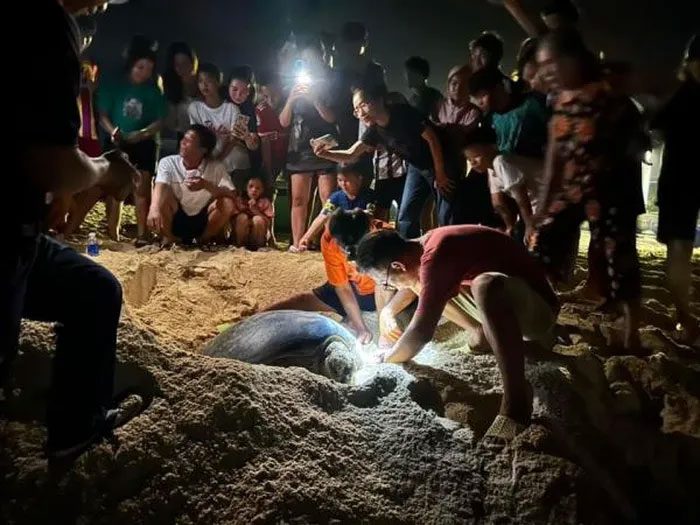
top-left (312, 282), bottom-right (376, 317)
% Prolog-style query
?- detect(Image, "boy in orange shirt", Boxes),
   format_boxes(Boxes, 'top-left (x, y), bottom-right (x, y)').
top-left (265, 210), bottom-right (386, 343)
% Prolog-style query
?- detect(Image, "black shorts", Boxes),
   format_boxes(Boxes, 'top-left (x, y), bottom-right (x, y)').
top-left (172, 205), bottom-right (209, 242)
top-left (375, 176), bottom-right (406, 211)
top-left (313, 282), bottom-right (376, 317)
top-left (121, 140), bottom-right (158, 174)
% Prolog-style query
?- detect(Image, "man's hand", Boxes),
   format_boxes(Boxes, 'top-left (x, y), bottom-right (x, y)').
top-left (185, 177), bottom-right (209, 192)
top-left (434, 171), bottom-right (455, 197)
top-left (147, 207), bottom-right (163, 233)
top-left (379, 308), bottom-right (403, 343)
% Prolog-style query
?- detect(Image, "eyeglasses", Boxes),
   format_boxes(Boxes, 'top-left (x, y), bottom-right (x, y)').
top-left (382, 265), bottom-right (397, 291)
top-left (352, 102), bottom-right (369, 117)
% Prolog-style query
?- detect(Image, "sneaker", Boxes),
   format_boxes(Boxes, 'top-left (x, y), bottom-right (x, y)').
top-left (47, 393), bottom-right (145, 463)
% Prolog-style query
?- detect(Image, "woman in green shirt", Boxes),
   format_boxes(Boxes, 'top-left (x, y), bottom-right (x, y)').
top-left (98, 45), bottom-right (167, 244)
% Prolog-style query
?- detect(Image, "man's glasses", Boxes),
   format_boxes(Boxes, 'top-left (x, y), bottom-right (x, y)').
top-left (352, 102), bottom-right (369, 117)
top-left (382, 265), bottom-right (397, 291)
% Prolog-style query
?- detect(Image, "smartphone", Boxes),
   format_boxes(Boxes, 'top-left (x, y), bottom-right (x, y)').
top-left (234, 113), bottom-right (250, 131)
top-left (310, 134), bottom-right (338, 149)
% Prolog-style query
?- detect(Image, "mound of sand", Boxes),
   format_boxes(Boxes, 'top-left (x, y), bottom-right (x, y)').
top-left (2, 245), bottom-right (700, 524)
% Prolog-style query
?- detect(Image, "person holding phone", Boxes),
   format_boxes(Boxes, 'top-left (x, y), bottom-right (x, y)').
top-left (188, 63), bottom-right (253, 194)
top-left (313, 85), bottom-right (455, 238)
top-left (279, 34), bottom-right (338, 252)
top-left (228, 66), bottom-right (261, 185)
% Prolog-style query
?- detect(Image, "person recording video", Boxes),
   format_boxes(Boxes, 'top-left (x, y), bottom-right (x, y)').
top-left (279, 34), bottom-right (339, 252)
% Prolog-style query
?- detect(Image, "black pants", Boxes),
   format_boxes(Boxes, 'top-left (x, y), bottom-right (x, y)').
top-left (1, 234), bottom-right (122, 448)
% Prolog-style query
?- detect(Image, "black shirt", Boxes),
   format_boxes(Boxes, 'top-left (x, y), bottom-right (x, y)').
top-left (409, 86), bottom-right (444, 120)
top-left (361, 104), bottom-right (433, 171)
top-left (14, 0), bottom-right (81, 228)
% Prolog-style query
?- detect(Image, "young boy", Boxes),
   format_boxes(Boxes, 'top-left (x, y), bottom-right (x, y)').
top-left (404, 56), bottom-right (444, 121)
top-left (463, 126), bottom-right (544, 244)
top-left (298, 163), bottom-right (377, 251)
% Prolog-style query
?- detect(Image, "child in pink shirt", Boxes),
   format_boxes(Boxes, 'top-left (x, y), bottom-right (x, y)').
top-left (232, 175), bottom-right (274, 249)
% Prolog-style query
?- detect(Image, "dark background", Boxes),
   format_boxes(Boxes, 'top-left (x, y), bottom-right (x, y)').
top-left (86, 0), bottom-right (698, 95)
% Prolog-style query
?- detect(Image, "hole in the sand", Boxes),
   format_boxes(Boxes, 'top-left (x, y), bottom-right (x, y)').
top-left (347, 374), bottom-right (399, 408)
top-left (124, 263), bottom-right (158, 308)
top-left (407, 379), bottom-right (446, 417)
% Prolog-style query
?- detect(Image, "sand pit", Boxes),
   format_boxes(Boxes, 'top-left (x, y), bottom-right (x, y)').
top-left (100, 247), bottom-right (327, 351)
top-left (2, 237), bottom-right (700, 524)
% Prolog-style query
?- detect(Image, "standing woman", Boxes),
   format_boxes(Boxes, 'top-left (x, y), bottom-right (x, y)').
top-left (279, 34), bottom-right (338, 252)
top-left (533, 30), bottom-right (643, 353)
top-left (98, 41), bottom-right (167, 245)
top-left (651, 34), bottom-right (700, 345)
top-left (227, 66), bottom-right (261, 187)
top-left (162, 42), bottom-right (199, 144)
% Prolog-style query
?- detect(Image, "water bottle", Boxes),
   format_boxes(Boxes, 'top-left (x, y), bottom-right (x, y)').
top-left (86, 232), bottom-right (100, 257)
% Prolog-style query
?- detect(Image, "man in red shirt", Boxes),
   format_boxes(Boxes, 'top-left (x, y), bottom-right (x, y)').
top-left (355, 225), bottom-right (559, 439)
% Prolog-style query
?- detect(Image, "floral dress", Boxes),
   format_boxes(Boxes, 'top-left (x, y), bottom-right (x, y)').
top-left (532, 81), bottom-right (641, 302)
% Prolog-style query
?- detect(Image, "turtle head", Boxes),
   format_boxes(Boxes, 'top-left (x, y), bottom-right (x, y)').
top-left (321, 338), bottom-right (361, 384)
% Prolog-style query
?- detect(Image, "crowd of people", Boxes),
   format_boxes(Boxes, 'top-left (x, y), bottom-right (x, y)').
top-left (6, 0), bottom-right (699, 463)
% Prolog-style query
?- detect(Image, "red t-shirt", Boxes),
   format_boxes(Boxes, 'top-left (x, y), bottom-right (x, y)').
top-left (256, 102), bottom-right (288, 171)
top-left (415, 225), bottom-right (558, 321)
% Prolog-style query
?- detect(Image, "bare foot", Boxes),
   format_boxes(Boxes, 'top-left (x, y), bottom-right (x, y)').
top-left (467, 326), bottom-right (491, 354)
top-left (558, 281), bottom-right (604, 304)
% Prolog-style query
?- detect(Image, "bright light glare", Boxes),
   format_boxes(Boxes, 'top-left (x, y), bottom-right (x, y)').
top-left (351, 337), bottom-right (441, 385)
top-left (296, 70), bottom-right (311, 85)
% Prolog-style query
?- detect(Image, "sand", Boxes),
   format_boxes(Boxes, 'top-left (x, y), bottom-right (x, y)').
top-left (2, 230), bottom-right (700, 524)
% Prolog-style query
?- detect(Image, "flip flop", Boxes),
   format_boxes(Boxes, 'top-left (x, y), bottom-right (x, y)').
top-left (479, 414), bottom-right (527, 451)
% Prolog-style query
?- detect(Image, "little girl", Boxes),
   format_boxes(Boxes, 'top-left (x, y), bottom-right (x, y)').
top-left (232, 175), bottom-right (274, 249)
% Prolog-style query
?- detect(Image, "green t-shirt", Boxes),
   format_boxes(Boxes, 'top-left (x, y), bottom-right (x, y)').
top-left (492, 94), bottom-right (549, 158)
top-left (97, 80), bottom-right (167, 134)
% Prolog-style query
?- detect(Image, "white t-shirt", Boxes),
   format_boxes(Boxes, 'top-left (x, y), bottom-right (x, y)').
top-left (187, 100), bottom-right (250, 171)
top-left (488, 154), bottom-right (545, 214)
top-left (155, 155), bottom-right (234, 216)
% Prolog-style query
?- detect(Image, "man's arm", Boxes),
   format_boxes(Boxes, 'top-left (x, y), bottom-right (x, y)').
top-left (500, 0), bottom-right (547, 37)
top-left (314, 140), bottom-right (373, 164)
top-left (421, 126), bottom-right (454, 196)
top-left (22, 146), bottom-right (108, 195)
top-left (147, 181), bottom-right (169, 233)
top-left (384, 298), bottom-right (444, 363)
top-left (379, 288), bottom-right (418, 342)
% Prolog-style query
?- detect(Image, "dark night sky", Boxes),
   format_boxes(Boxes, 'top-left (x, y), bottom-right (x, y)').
top-left (87, 0), bottom-right (698, 95)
